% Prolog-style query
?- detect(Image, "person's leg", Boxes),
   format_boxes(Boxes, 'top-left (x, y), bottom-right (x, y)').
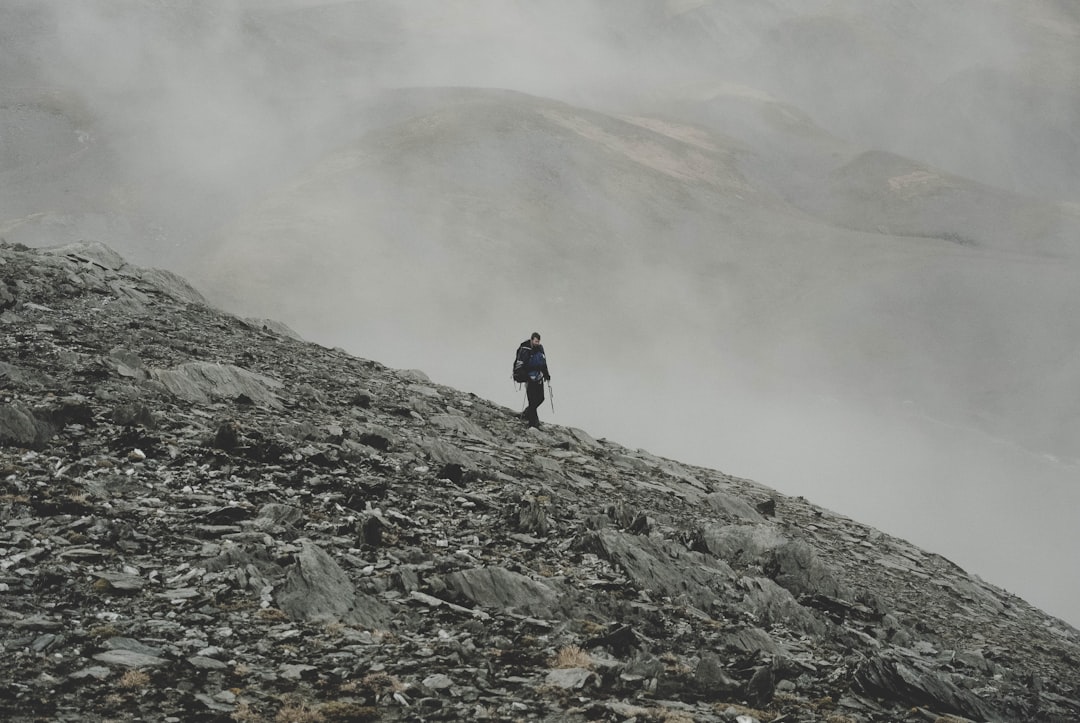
top-left (526, 381), bottom-right (544, 427)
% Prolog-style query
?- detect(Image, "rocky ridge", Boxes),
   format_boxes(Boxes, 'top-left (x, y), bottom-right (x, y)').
top-left (1, 241), bottom-right (1078, 722)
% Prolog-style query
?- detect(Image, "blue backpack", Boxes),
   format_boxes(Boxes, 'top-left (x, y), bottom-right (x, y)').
top-left (526, 350), bottom-right (547, 382)
top-left (513, 344), bottom-right (547, 383)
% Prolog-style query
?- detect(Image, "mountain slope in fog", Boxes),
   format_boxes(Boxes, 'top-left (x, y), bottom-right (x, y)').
top-left (196, 86), bottom-right (1080, 464)
top-left (4, 0), bottom-right (1080, 626)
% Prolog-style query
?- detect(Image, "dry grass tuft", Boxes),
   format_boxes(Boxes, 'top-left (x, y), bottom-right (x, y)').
top-left (358, 671), bottom-right (406, 695)
top-left (577, 619), bottom-right (607, 635)
top-left (655, 711), bottom-right (696, 723)
top-left (551, 644), bottom-right (593, 669)
top-left (216, 598), bottom-right (257, 613)
top-left (658, 651), bottom-right (693, 675)
top-left (116, 669), bottom-right (150, 689)
top-left (89, 624), bottom-right (122, 639)
top-left (274, 696), bottom-right (322, 723)
top-left (243, 697), bottom-right (380, 723)
top-left (724, 703), bottom-right (773, 720)
top-left (231, 703), bottom-right (261, 723)
top-left (318, 702), bottom-right (379, 722)
top-left (256, 607), bottom-right (291, 622)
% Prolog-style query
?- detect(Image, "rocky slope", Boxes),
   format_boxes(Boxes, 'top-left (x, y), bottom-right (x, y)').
top-left (2, 241), bottom-right (1079, 722)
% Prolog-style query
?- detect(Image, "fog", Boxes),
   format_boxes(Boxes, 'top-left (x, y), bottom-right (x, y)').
top-left (4, 0), bottom-right (1080, 627)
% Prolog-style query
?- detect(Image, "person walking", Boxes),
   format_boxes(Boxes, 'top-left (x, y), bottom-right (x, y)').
top-left (515, 332), bottom-right (551, 429)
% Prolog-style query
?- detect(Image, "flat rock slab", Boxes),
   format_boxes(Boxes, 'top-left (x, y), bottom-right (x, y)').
top-left (545, 667), bottom-right (598, 689)
top-left (151, 361), bottom-right (283, 408)
top-left (442, 566), bottom-right (562, 617)
top-left (92, 649), bottom-right (169, 668)
top-left (853, 654), bottom-right (999, 722)
top-left (276, 541), bottom-right (392, 629)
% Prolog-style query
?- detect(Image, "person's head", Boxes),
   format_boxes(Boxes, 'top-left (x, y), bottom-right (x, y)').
top-left (530, 332), bottom-right (541, 347)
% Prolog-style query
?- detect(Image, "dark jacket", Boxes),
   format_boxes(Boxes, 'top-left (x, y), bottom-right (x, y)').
top-left (517, 340), bottom-right (550, 383)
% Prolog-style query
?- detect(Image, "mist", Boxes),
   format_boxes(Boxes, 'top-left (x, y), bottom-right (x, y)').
top-left (3, 0), bottom-right (1079, 627)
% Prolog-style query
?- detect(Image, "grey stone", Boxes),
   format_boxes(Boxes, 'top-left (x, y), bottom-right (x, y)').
top-left (745, 664), bottom-right (775, 707)
top-left (440, 566), bottom-right (561, 617)
top-left (94, 571), bottom-right (147, 591)
top-left (276, 541), bottom-right (392, 628)
top-left (150, 361), bottom-right (283, 408)
top-left (719, 627), bottom-right (783, 656)
top-left (430, 414), bottom-right (495, 443)
top-left (0, 403), bottom-right (54, 449)
top-left (103, 637), bottom-right (165, 658)
top-left (694, 654), bottom-right (741, 698)
top-left (193, 693), bottom-right (236, 712)
top-left (416, 436), bottom-right (475, 468)
top-left (252, 503), bottom-right (303, 531)
top-left (739, 576), bottom-right (829, 636)
top-left (581, 529), bottom-right (734, 610)
top-left (104, 347), bottom-right (146, 378)
top-left (280, 663), bottom-right (318, 680)
top-left (44, 241), bottom-right (126, 270)
top-left (93, 649), bottom-right (169, 668)
top-left (423, 673), bottom-right (455, 690)
top-left (188, 655), bottom-right (229, 670)
top-left (704, 491), bottom-right (764, 523)
top-left (69, 666), bottom-right (112, 681)
top-left (699, 523), bottom-right (847, 599)
top-left (853, 653), bottom-right (1000, 721)
top-left (513, 496), bottom-right (549, 536)
top-left (545, 668), bottom-right (597, 689)
top-left (355, 423), bottom-right (397, 450)
top-left (111, 402), bottom-right (157, 428)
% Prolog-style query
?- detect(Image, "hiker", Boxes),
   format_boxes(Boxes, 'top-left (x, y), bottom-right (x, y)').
top-left (514, 332), bottom-right (551, 429)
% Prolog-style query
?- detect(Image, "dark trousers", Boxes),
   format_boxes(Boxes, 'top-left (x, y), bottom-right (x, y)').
top-left (525, 380), bottom-right (545, 427)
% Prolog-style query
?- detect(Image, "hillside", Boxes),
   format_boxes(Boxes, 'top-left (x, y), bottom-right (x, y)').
top-left (5, 0), bottom-right (1080, 628)
top-left (2, 241), bottom-right (1078, 722)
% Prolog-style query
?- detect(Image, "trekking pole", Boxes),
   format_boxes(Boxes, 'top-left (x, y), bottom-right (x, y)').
top-left (547, 380), bottom-right (555, 414)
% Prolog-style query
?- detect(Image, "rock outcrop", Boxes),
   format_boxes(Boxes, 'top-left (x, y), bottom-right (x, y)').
top-left (1, 241), bottom-right (1078, 722)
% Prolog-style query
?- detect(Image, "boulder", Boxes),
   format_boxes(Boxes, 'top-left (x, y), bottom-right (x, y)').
top-left (0, 404), bottom-right (54, 449)
top-left (581, 529), bottom-right (734, 610)
top-left (151, 361), bottom-right (283, 408)
top-left (275, 541), bottom-right (392, 629)
top-left (704, 491), bottom-right (765, 523)
top-left (853, 653), bottom-right (1001, 721)
top-left (440, 566), bottom-right (562, 617)
top-left (698, 523), bottom-right (847, 599)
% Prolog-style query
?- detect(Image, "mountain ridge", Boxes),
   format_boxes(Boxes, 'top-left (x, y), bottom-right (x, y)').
top-left (2, 241), bottom-right (1078, 722)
